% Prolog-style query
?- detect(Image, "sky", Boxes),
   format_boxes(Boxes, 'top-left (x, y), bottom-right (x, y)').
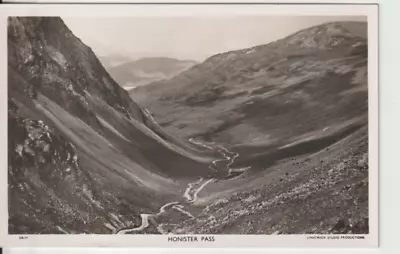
top-left (63, 16), bottom-right (366, 62)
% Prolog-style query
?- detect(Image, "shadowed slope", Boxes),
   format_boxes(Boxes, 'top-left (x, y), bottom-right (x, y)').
top-left (7, 17), bottom-right (214, 234)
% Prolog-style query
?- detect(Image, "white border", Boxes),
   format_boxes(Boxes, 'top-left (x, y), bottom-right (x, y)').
top-left (0, 3), bottom-right (379, 248)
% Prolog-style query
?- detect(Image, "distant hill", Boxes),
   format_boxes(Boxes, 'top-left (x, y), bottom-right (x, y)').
top-left (107, 57), bottom-right (198, 90)
top-left (98, 55), bottom-right (133, 69)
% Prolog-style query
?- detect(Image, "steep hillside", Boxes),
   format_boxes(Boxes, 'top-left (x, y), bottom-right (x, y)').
top-left (131, 22), bottom-right (368, 148)
top-left (108, 57), bottom-right (198, 90)
top-left (7, 17), bottom-right (214, 234)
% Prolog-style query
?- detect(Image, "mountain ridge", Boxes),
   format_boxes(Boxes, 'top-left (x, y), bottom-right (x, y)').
top-left (130, 21), bottom-right (368, 147)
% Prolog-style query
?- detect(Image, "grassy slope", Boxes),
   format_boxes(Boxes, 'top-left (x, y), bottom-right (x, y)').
top-left (130, 22), bottom-right (368, 147)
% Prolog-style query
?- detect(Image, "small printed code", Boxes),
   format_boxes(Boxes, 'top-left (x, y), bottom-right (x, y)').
top-left (307, 235), bottom-right (366, 240)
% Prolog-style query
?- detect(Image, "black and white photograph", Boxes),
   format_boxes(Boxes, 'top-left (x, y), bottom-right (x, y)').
top-left (1, 3), bottom-right (379, 248)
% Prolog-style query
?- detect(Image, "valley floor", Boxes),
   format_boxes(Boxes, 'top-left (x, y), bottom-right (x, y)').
top-left (115, 124), bottom-right (369, 235)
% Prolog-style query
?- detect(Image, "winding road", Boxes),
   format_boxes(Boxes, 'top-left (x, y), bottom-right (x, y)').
top-left (115, 173), bottom-right (214, 234)
top-left (189, 138), bottom-right (251, 177)
top-left (115, 110), bottom-right (250, 234)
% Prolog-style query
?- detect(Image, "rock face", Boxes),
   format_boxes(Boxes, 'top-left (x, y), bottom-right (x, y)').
top-left (109, 57), bottom-right (198, 90)
top-left (130, 22), bottom-right (368, 146)
top-left (7, 17), bottom-right (211, 234)
top-left (8, 17), bottom-right (144, 123)
top-left (8, 113), bottom-right (90, 234)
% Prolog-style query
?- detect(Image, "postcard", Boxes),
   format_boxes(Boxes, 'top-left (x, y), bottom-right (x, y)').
top-left (0, 2), bottom-right (379, 248)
